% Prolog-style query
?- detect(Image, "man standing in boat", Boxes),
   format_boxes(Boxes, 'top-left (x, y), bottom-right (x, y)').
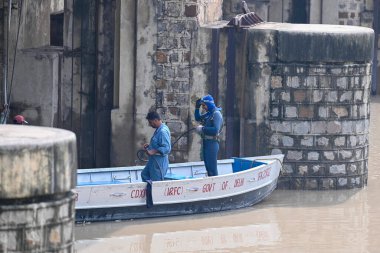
top-left (141, 111), bottom-right (171, 182)
top-left (194, 94), bottom-right (223, 177)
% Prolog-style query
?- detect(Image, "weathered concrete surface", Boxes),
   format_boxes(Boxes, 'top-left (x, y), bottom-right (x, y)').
top-left (238, 22), bottom-right (374, 189)
top-left (0, 194), bottom-right (75, 252)
top-left (197, 22), bottom-right (373, 189)
top-left (0, 125), bottom-right (76, 252)
top-left (111, 0), bottom-right (156, 166)
top-left (268, 23), bottom-right (374, 62)
top-left (11, 48), bottom-right (61, 126)
top-left (0, 125), bottom-right (76, 199)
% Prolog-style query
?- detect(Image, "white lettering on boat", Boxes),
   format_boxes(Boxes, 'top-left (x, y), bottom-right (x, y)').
top-left (202, 183), bottom-right (216, 193)
top-left (131, 189), bottom-right (146, 198)
top-left (165, 186), bottom-right (183, 196)
top-left (258, 167), bottom-right (271, 181)
top-left (234, 178), bottom-right (244, 188)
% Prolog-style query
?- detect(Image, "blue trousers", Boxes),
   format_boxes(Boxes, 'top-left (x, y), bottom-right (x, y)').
top-left (202, 139), bottom-right (219, 176)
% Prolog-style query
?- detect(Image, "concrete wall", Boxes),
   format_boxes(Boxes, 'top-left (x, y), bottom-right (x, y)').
top-left (111, 0), bottom-right (136, 166)
top-left (111, 0), bottom-right (157, 166)
top-left (267, 0), bottom-right (292, 22)
top-left (1, 0), bottom-right (64, 123)
top-left (11, 49), bottom-right (61, 126)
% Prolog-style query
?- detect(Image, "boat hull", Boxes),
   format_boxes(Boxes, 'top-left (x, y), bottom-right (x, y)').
top-left (75, 178), bottom-right (277, 222)
top-left (75, 155), bottom-right (284, 222)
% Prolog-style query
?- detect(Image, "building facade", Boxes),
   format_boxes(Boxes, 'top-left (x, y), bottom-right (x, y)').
top-left (0, 0), bottom-right (378, 174)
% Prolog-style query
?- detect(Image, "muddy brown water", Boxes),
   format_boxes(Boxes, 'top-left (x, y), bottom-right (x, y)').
top-left (75, 96), bottom-right (380, 253)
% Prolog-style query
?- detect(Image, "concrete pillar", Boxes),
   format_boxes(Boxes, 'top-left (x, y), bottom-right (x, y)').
top-left (0, 125), bottom-right (77, 252)
top-left (243, 23), bottom-right (373, 189)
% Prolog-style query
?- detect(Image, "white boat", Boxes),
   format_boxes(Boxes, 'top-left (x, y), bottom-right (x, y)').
top-left (74, 154), bottom-right (284, 222)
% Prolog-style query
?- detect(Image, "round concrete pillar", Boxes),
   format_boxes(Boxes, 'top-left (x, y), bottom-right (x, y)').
top-left (0, 125), bottom-right (77, 252)
top-left (259, 23), bottom-right (373, 189)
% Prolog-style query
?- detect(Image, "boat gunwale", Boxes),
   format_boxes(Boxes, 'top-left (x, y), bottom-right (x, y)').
top-left (77, 158), bottom-right (235, 174)
top-left (76, 158), bottom-right (276, 187)
top-left (75, 158), bottom-right (282, 209)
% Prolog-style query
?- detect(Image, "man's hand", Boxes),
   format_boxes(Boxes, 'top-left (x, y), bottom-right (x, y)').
top-left (195, 98), bottom-right (202, 109)
top-left (143, 143), bottom-right (149, 149)
top-left (145, 149), bottom-right (157, 156)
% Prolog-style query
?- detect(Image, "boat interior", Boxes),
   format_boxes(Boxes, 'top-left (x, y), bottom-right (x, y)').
top-left (77, 158), bottom-right (268, 187)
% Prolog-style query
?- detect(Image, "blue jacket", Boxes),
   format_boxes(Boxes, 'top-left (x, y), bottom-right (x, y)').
top-left (145, 123), bottom-right (171, 178)
top-left (194, 109), bottom-right (223, 136)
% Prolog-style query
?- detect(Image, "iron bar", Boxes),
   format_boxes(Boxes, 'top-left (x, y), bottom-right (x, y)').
top-left (211, 28), bottom-right (220, 104)
top-left (225, 28), bottom-right (236, 158)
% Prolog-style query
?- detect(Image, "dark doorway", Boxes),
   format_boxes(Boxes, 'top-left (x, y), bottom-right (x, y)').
top-left (50, 12), bottom-right (64, 46)
top-left (290, 0), bottom-right (308, 23)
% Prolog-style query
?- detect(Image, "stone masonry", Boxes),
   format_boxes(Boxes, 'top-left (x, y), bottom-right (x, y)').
top-left (0, 125), bottom-right (77, 252)
top-left (155, 1), bottom-right (198, 162)
top-left (338, 0), bottom-right (366, 26)
top-left (263, 24), bottom-right (373, 190)
top-left (270, 63), bottom-right (371, 189)
top-left (154, 0), bottom-right (222, 162)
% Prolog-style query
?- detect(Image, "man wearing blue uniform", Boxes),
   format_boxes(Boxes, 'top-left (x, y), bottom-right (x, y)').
top-left (194, 94), bottom-right (223, 177)
top-left (141, 111), bottom-right (171, 182)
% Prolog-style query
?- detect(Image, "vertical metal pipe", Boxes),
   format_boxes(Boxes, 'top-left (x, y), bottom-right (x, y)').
top-left (2, 0), bottom-right (11, 122)
top-left (133, 0), bottom-right (138, 120)
top-left (281, 0), bottom-right (284, 22)
top-left (372, 0), bottom-right (379, 95)
top-left (211, 28), bottom-right (219, 104)
top-left (320, 0), bottom-right (323, 24)
top-left (225, 28), bottom-right (236, 158)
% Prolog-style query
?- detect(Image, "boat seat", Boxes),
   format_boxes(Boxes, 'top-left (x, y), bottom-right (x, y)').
top-left (164, 173), bottom-right (194, 180)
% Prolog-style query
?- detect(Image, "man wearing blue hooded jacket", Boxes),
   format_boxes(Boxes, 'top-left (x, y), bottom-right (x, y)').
top-left (194, 94), bottom-right (223, 177)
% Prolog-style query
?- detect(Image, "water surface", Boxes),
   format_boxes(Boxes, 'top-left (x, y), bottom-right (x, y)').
top-left (75, 96), bottom-right (380, 253)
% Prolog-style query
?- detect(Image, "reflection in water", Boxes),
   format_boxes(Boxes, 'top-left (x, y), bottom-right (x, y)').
top-left (76, 224), bottom-right (280, 253)
top-left (75, 96), bottom-right (380, 253)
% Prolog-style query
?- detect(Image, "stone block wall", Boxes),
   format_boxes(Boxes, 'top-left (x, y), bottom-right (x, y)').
top-left (154, 0), bottom-right (222, 162)
top-left (270, 63), bottom-right (371, 189)
top-left (155, 1), bottom-right (201, 162)
top-left (0, 126), bottom-right (77, 251)
top-left (255, 23), bottom-right (375, 190)
top-left (0, 194), bottom-right (75, 252)
top-left (338, 0), bottom-right (367, 26)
